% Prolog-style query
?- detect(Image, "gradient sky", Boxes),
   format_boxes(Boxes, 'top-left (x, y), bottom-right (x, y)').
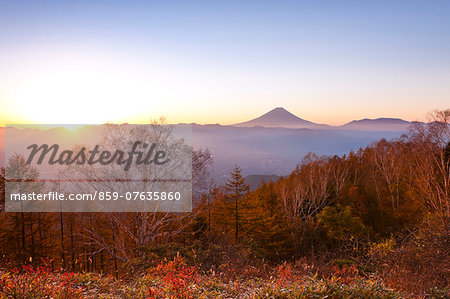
top-left (1, 0), bottom-right (449, 126)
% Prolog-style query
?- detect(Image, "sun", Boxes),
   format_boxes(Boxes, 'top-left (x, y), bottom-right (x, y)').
top-left (10, 58), bottom-right (153, 125)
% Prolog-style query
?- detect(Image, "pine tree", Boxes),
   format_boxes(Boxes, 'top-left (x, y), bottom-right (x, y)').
top-left (225, 166), bottom-right (250, 243)
top-left (249, 182), bottom-right (293, 260)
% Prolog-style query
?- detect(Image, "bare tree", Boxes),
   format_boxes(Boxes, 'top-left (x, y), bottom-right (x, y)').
top-left (369, 139), bottom-right (406, 211)
top-left (408, 109), bottom-right (450, 220)
top-left (328, 155), bottom-right (350, 200)
top-left (59, 123), bottom-right (212, 269)
top-left (281, 153), bottom-right (331, 224)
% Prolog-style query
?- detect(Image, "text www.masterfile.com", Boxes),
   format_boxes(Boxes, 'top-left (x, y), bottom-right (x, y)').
top-left (9, 191), bottom-right (182, 201)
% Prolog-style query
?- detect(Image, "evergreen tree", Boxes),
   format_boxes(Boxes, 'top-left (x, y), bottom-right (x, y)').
top-left (248, 182), bottom-right (293, 260)
top-left (225, 166), bottom-right (250, 243)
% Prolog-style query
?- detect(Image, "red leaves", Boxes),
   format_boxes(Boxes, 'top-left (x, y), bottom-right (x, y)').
top-left (0, 262), bottom-right (85, 298)
top-left (330, 263), bottom-right (359, 284)
top-left (152, 255), bottom-right (198, 298)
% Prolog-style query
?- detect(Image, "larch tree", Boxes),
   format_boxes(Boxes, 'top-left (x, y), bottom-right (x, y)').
top-left (225, 166), bottom-right (250, 243)
top-left (4, 154), bottom-right (46, 262)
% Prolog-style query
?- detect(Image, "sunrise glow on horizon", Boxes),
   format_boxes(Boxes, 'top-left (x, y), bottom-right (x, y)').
top-left (1, 1), bottom-right (449, 126)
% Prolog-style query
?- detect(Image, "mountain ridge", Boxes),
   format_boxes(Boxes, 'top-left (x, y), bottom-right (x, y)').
top-left (232, 107), bottom-right (411, 131)
top-left (233, 107), bottom-right (329, 129)
top-left (339, 117), bottom-right (411, 131)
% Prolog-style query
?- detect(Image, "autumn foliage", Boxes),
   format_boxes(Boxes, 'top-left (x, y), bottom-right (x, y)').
top-left (0, 110), bottom-right (449, 297)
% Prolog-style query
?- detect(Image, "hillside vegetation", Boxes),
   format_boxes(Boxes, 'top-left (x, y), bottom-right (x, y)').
top-left (1, 110), bottom-right (449, 298)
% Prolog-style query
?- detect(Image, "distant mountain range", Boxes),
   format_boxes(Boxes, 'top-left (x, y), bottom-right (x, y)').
top-left (338, 118), bottom-right (411, 131)
top-left (233, 107), bottom-right (412, 132)
top-left (245, 174), bottom-right (281, 190)
top-left (0, 108), bottom-right (415, 183)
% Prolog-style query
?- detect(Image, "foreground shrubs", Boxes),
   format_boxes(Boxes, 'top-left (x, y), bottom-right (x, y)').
top-left (0, 265), bottom-right (85, 298)
top-left (1, 256), bottom-right (404, 299)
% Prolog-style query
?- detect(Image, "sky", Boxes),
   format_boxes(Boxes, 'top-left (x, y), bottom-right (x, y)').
top-left (0, 0), bottom-right (449, 126)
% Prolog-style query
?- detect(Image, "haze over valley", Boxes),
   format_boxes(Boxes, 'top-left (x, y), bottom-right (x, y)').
top-left (1, 107), bottom-right (413, 186)
top-left (192, 107), bottom-right (411, 183)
